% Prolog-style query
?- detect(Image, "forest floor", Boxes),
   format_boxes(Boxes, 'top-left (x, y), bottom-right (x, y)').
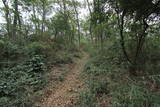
top-left (34, 52), bottom-right (89, 107)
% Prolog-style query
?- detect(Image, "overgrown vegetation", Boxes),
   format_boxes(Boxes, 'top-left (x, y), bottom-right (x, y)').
top-left (0, 39), bottom-right (79, 106)
top-left (78, 0), bottom-right (160, 106)
top-left (0, 0), bottom-right (160, 106)
top-left (79, 38), bottom-right (160, 107)
top-left (0, 0), bottom-right (82, 106)
top-left (0, 55), bottom-right (46, 106)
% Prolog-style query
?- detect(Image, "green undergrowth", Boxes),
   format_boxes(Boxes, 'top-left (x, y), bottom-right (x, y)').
top-left (78, 41), bottom-right (160, 107)
top-left (0, 55), bottom-right (46, 106)
top-left (0, 40), bottom-right (82, 106)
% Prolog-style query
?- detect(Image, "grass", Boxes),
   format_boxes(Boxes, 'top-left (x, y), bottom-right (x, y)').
top-left (78, 41), bottom-right (160, 107)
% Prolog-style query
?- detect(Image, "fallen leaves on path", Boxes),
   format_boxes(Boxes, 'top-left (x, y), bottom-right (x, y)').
top-left (35, 53), bottom-right (88, 107)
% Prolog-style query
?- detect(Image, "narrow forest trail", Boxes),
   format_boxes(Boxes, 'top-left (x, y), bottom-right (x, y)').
top-left (35, 52), bottom-right (89, 107)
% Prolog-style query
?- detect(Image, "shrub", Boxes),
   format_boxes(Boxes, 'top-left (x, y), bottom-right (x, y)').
top-left (25, 42), bottom-right (51, 56)
top-left (52, 51), bottom-right (73, 64)
top-left (0, 55), bottom-right (46, 106)
top-left (26, 55), bottom-right (46, 73)
top-left (0, 40), bottom-right (5, 49)
top-left (0, 40), bottom-right (21, 60)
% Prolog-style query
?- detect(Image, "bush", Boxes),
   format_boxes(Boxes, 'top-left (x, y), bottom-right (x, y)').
top-left (25, 42), bottom-right (51, 56)
top-left (26, 55), bottom-right (46, 73)
top-left (143, 38), bottom-right (160, 74)
top-left (0, 40), bottom-right (5, 49)
top-left (0, 55), bottom-right (46, 106)
top-left (0, 40), bottom-right (21, 60)
top-left (51, 51), bottom-right (73, 64)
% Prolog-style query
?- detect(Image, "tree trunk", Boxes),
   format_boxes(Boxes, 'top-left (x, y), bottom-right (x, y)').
top-left (12, 0), bottom-right (18, 41)
top-left (72, 0), bottom-right (81, 47)
top-left (119, 10), bottom-right (132, 64)
top-left (2, 0), bottom-right (11, 38)
top-left (134, 19), bottom-right (149, 65)
top-left (41, 0), bottom-right (46, 34)
top-left (32, 4), bottom-right (38, 35)
top-left (86, 0), bottom-right (93, 42)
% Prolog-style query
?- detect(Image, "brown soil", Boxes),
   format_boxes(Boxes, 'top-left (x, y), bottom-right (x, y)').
top-left (34, 52), bottom-right (88, 107)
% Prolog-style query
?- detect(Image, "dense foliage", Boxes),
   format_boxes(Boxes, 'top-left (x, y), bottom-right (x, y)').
top-left (0, 0), bottom-right (160, 106)
top-left (79, 38), bottom-right (160, 106)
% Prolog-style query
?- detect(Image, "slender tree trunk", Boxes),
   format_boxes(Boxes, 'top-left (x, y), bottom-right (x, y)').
top-left (41, 0), bottom-right (46, 34)
top-left (32, 4), bottom-right (38, 35)
top-left (18, 13), bottom-right (21, 31)
top-left (86, 0), bottom-right (93, 42)
top-left (2, 0), bottom-right (11, 38)
top-left (72, 0), bottom-right (81, 47)
top-left (100, 25), bottom-right (103, 50)
top-left (12, 0), bottom-right (18, 41)
top-left (119, 10), bottom-right (132, 64)
top-left (134, 19), bottom-right (149, 64)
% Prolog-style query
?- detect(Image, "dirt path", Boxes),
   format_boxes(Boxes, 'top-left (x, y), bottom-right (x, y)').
top-left (36, 52), bottom-right (88, 107)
